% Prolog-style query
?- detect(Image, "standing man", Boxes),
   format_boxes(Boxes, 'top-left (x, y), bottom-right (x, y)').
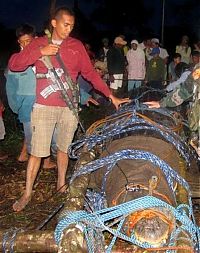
top-left (9, 7), bottom-right (129, 211)
top-left (107, 36), bottom-right (127, 94)
top-left (145, 47), bottom-right (165, 90)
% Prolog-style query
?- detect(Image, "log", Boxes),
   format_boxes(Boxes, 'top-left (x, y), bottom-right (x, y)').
top-left (57, 150), bottom-right (94, 253)
top-left (0, 229), bottom-right (155, 253)
top-left (0, 230), bottom-right (57, 252)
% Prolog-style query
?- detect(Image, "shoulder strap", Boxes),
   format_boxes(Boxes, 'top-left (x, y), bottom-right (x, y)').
top-left (56, 53), bottom-right (79, 106)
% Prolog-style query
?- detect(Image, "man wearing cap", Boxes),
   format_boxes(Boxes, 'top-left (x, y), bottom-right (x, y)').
top-left (147, 38), bottom-right (169, 64)
top-left (145, 47), bottom-right (165, 89)
top-left (107, 36), bottom-right (127, 93)
top-left (126, 40), bottom-right (146, 93)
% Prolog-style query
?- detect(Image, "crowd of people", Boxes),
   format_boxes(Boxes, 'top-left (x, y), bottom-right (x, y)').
top-left (0, 5), bottom-right (200, 212)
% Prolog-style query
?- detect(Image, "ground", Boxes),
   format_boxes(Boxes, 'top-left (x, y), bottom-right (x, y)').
top-left (0, 102), bottom-right (115, 231)
top-left (0, 95), bottom-right (199, 248)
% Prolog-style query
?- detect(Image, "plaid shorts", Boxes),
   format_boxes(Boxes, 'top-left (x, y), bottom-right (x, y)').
top-left (31, 105), bottom-right (78, 157)
top-left (110, 74), bottom-right (123, 90)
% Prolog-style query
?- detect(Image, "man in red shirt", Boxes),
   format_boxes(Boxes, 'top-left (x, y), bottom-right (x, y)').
top-left (9, 6), bottom-right (129, 211)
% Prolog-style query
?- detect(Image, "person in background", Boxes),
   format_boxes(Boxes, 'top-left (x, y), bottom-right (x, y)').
top-left (9, 7), bottom-right (129, 212)
top-left (190, 50), bottom-right (200, 68)
top-left (194, 40), bottom-right (200, 52)
top-left (139, 38), bottom-right (152, 63)
top-left (6, 24), bottom-right (56, 167)
top-left (168, 53), bottom-right (182, 82)
top-left (0, 99), bottom-right (7, 160)
top-left (126, 40), bottom-right (146, 92)
top-left (147, 38), bottom-right (169, 65)
top-left (144, 64), bottom-right (200, 156)
top-left (107, 36), bottom-right (127, 94)
top-left (176, 35), bottom-right (191, 64)
top-left (84, 42), bottom-right (95, 63)
top-left (166, 62), bottom-right (191, 92)
top-left (98, 37), bottom-right (110, 63)
top-left (118, 34), bottom-right (129, 56)
top-left (145, 47), bottom-right (165, 90)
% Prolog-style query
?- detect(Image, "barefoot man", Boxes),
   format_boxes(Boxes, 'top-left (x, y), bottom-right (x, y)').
top-left (9, 6), bottom-right (130, 211)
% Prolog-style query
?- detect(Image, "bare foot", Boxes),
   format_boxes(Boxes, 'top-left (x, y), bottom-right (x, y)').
top-left (17, 153), bottom-right (28, 162)
top-left (13, 195), bottom-right (31, 212)
top-left (43, 159), bottom-right (56, 169)
top-left (57, 183), bottom-right (67, 193)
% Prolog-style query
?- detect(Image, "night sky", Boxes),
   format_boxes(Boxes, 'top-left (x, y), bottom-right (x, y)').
top-left (0, 0), bottom-right (99, 30)
top-left (0, 0), bottom-right (200, 49)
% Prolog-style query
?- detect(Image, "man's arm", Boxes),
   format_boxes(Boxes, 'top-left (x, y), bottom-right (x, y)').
top-left (8, 39), bottom-right (42, 71)
top-left (166, 71), bottom-right (191, 92)
top-left (8, 37), bottom-right (59, 72)
top-left (144, 73), bottom-right (194, 108)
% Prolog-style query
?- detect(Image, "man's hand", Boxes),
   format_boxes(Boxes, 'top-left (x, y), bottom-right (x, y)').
top-left (109, 74), bottom-right (115, 83)
top-left (86, 97), bottom-right (99, 107)
top-left (143, 101), bottom-right (161, 108)
top-left (109, 94), bottom-right (130, 110)
top-left (192, 67), bottom-right (200, 80)
top-left (40, 44), bottom-right (60, 56)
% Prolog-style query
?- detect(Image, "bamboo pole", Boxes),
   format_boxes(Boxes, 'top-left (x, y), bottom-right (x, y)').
top-left (0, 230), bottom-right (57, 253)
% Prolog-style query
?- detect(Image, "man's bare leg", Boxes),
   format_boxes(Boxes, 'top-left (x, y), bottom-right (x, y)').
top-left (57, 149), bottom-right (68, 193)
top-left (13, 155), bottom-right (41, 212)
top-left (18, 140), bottom-right (28, 162)
top-left (43, 156), bottom-right (56, 169)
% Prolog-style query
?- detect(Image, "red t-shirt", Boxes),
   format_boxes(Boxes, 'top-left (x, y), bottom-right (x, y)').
top-left (9, 36), bottom-right (111, 107)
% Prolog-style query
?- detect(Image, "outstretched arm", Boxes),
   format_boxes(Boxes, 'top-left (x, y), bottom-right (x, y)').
top-left (144, 72), bottom-right (195, 109)
top-left (143, 101), bottom-right (161, 108)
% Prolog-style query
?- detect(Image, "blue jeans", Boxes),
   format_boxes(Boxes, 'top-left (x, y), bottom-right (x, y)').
top-left (23, 121), bottom-right (57, 155)
top-left (128, 80), bottom-right (142, 92)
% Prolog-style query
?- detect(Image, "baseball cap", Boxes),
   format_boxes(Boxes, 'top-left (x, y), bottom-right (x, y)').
top-left (150, 47), bottom-right (160, 55)
top-left (131, 40), bottom-right (139, 45)
top-left (114, 36), bottom-right (127, 45)
top-left (151, 38), bottom-right (160, 44)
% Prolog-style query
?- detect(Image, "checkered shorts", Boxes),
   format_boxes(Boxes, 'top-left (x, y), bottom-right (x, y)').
top-left (31, 105), bottom-right (78, 157)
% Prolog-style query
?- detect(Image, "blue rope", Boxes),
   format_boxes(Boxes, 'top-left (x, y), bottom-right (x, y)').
top-left (2, 228), bottom-right (23, 253)
top-left (62, 103), bottom-right (198, 252)
top-left (62, 149), bottom-right (199, 251)
top-left (69, 113), bottom-right (190, 164)
top-left (84, 189), bottom-right (107, 212)
top-left (54, 196), bottom-right (200, 252)
top-left (70, 149), bottom-right (190, 198)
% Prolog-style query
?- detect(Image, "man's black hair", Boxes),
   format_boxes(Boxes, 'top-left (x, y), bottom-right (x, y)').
top-left (191, 50), bottom-right (200, 57)
top-left (16, 24), bottom-right (36, 39)
top-left (173, 53), bottom-right (181, 59)
top-left (175, 62), bottom-right (189, 78)
top-left (52, 6), bottom-right (75, 20)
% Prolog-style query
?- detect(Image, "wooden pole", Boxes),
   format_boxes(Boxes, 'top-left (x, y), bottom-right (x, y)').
top-left (0, 230), bottom-right (57, 253)
top-left (161, 0), bottom-right (165, 46)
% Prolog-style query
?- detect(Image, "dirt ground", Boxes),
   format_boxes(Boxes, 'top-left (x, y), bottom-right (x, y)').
top-left (0, 102), bottom-right (115, 231)
top-left (0, 95), bottom-right (199, 248)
